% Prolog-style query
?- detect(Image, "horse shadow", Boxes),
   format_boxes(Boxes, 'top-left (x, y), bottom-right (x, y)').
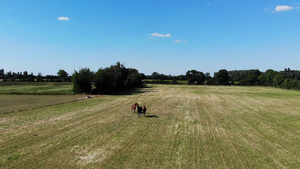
top-left (145, 115), bottom-right (159, 118)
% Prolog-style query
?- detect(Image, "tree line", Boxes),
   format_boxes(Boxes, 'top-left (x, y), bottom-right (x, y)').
top-left (145, 68), bottom-right (300, 90)
top-left (0, 69), bottom-right (70, 82)
top-left (1, 66), bottom-right (300, 93)
top-left (0, 63), bottom-right (143, 94)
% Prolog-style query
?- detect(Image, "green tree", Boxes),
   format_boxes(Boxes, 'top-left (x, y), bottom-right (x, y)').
top-left (106, 62), bottom-right (129, 92)
top-left (257, 74), bottom-right (266, 86)
top-left (273, 73), bottom-right (286, 87)
top-left (37, 73), bottom-right (43, 82)
top-left (205, 72), bottom-right (211, 80)
top-left (186, 70), bottom-right (205, 85)
top-left (57, 69), bottom-right (69, 82)
top-left (94, 68), bottom-right (112, 94)
top-left (94, 62), bottom-right (141, 94)
top-left (279, 78), bottom-right (291, 89)
top-left (265, 69), bottom-right (277, 86)
top-left (0, 69), bottom-right (4, 79)
top-left (151, 72), bottom-right (160, 80)
top-left (127, 68), bottom-right (142, 88)
top-left (215, 69), bottom-right (229, 85)
top-left (140, 73), bottom-right (146, 80)
top-left (72, 68), bottom-right (93, 94)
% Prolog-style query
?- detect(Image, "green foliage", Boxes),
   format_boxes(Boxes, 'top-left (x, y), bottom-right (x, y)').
top-left (0, 69), bottom-right (4, 79)
top-left (279, 78), bottom-right (300, 90)
top-left (151, 72), bottom-right (160, 80)
top-left (57, 69), bottom-right (69, 82)
top-left (186, 70), bottom-right (205, 85)
top-left (94, 62), bottom-right (142, 94)
top-left (36, 73), bottom-right (43, 82)
top-left (280, 78), bottom-right (291, 89)
top-left (214, 69), bottom-right (229, 85)
top-left (127, 68), bottom-right (143, 88)
top-left (265, 69), bottom-right (277, 86)
top-left (171, 78), bottom-right (178, 84)
top-left (72, 68), bottom-right (93, 94)
top-left (273, 73), bottom-right (286, 87)
top-left (219, 68), bottom-right (300, 90)
top-left (94, 68), bottom-right (110, 94)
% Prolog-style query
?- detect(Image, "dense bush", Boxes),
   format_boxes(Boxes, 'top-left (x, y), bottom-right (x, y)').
top-left (186, 70), bottom-right (205, 85)
top-left (72, 68), bottom-right (94, 94)
top-left (72, 62), bottom-right (143, 94)
top-left (94, 63), bottom-right (142, 94)
top-left (214, 69), bottom-right (229, 85)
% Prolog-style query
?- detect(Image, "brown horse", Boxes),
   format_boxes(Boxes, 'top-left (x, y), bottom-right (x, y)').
top-left (142, 105), bottom-right (147, 115)
top-left (131, 103), bottom-right (138, 112)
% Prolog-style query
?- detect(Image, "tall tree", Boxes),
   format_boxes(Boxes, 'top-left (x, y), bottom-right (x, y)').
top-left (94, 63), bottom-right (142, 94)
top-left (37, 73), bottom-right (43, 82)
top-left (265, 69), bottom-right (277, 86)
top-left (215, 69), bottom-right (229, 85)
top-left (273, 73), bottom-right (286, 87)
top-left (72, 68), bottom-right (93, 94)
top-left (94, 68), bottom-right (112, 94)
top-left (57, 69), bottom-right (69, 82)
top-left (127, 68), bottom-right (142, 88)
top-left (151, 72), bottom-right (160, 80)
top-left (0, 69), bottom-right (4, 79)
top-left (186, 70), bottom-right (205, 85)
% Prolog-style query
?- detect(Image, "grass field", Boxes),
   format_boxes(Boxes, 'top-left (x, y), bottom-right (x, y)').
top-left (0, 95), bottom-right (85, 114)
top-left (0, 82), bottom-right (74, 95)
top-left (143, 79), bottom-right (189, 85)
top-left (1, 85), bottom-right (300, 168)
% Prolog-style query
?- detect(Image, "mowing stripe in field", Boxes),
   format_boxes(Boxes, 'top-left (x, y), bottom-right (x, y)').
top-left (1, 85), bottom-right (300, 168)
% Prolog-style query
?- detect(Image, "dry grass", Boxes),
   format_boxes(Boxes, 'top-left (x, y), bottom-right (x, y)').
top-left (0, 82), bottom-right (74, 95)
top-left (0, 95), bottom-right (85, 114)
top-left (1, 85), bottom-right (300, 168)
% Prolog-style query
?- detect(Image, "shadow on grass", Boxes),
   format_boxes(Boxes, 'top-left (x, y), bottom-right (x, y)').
top-left (110, 85), bottom-right (157, 96)
top-left (145, 115), bottom-right (159, 118)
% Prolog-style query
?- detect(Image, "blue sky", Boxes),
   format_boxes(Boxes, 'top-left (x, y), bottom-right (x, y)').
top-left (1, 0), bottom-right (300, 76)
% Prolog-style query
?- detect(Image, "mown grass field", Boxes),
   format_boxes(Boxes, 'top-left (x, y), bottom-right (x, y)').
top-left (1, 85), bottom-right (300, 168)
top-left (143, 79), bottom-right (189, 85)
top-left (0, 82), bottom-right (74, 95)
top-left (0, 95), bottom-right (85, 114)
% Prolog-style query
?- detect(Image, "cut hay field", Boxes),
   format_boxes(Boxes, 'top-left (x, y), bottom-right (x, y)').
top-left (0, 82), bottom-right (74, 95)
top-left (0, 95), bottom-right (85, 114)
top-left (1, 85), bottom-right (300, 168)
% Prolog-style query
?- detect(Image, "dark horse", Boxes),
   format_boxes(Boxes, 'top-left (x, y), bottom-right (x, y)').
top-left (131, 103), bottom-right (138, 112)
top-left (138, 105), bottom-right (147, 117)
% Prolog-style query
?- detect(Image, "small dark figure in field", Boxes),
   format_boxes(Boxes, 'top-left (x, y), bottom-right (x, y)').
top-left (137, 105), bottom-right (147, 117)
top-left (132, 103), bottom-right (147, 117)
top-left (131, 103), bottom-right (138, 112)
top-left (142, 105), bottom-right (147, 115)
top-left (137, 105), bottom-right (143, 117)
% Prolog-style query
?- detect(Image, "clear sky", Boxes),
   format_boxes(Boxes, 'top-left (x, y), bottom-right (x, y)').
top-left (1, 0), bottom-right (300, 76)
